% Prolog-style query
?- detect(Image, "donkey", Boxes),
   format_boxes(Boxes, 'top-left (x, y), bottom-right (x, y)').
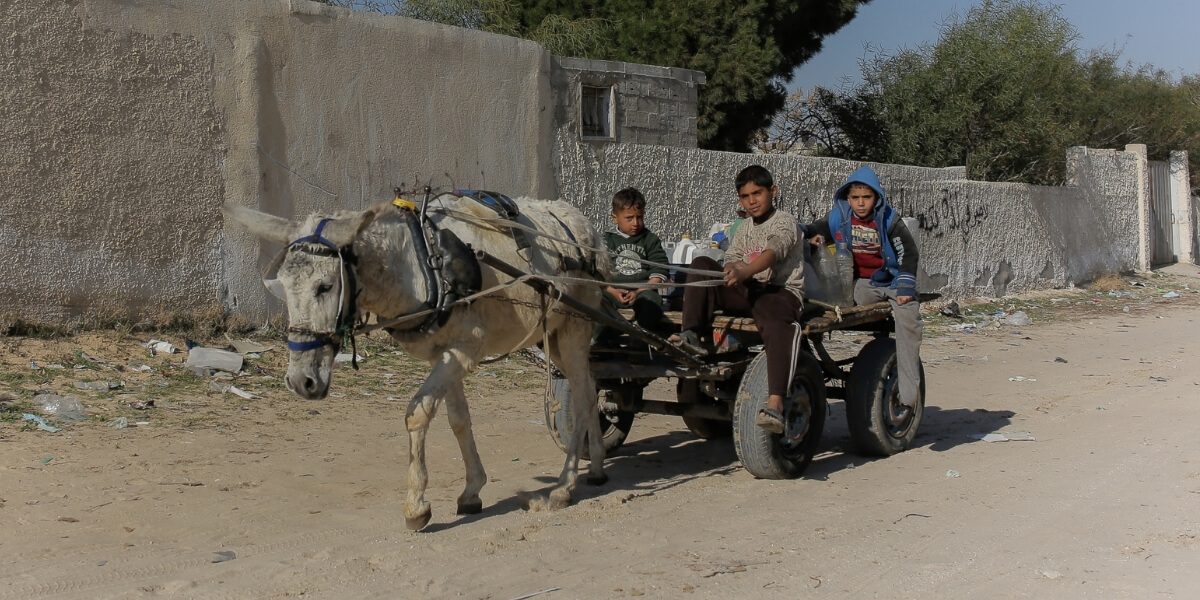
top-left (222, 192), bottom-right (611, 530)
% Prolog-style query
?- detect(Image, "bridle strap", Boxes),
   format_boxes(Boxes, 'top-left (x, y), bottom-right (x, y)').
top-left (291, 218), bottom-right (339, 252)
top-left (281, 218), bottom-right (362, 369)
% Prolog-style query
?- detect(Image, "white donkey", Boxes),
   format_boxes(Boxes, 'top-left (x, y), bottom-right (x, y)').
top-left (223, 191), bottom-right (610, 530)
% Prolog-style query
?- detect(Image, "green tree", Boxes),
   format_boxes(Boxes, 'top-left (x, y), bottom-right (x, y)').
top-left (786, 0), bottom-right (1200, 187)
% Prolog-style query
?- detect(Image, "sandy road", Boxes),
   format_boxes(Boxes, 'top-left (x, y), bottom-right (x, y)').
top-left (2, 290), bottom-right (1199, 599)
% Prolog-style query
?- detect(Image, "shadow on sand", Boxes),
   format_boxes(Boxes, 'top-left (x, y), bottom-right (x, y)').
top-left (428, 401), bottom-right (1014, 530)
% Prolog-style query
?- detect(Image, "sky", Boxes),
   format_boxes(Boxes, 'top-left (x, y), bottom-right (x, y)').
top-left (790, 0), bottom-right (1200, 92)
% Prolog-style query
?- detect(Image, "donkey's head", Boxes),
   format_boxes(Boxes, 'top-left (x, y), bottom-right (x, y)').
top-left (222, 204), bottom-right (376, 399)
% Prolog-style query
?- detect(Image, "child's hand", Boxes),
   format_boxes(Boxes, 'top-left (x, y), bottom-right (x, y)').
top-left (723, 262), bottom-right (748, 287)
top-left (608, 286), bottom-right (636, 304)
top-left (809, 234), bottom-right (824, 247)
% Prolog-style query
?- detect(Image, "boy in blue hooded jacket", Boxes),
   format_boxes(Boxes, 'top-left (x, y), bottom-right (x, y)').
top-left (807, 165), bottom-right (923, 408)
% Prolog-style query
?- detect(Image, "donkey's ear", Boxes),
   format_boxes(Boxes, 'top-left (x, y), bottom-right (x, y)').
top-left (320, 209), bottom-right (377, 247)
top-left (221, 204), bottom-right (292, 245)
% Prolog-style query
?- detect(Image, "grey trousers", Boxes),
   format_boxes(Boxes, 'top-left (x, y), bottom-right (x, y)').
top-left (853, 279), bottom-right (923, 407)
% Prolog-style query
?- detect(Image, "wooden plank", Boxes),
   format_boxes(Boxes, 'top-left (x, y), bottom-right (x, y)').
top-left (618, 300), bottom-right (895, 334)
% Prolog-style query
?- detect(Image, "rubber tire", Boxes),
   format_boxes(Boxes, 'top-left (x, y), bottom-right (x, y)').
top-left (677, 379), bottom-right (733, 440)
top-left (845, 338), bottom-right (925, 457)
top-left (733, 351), bottom-right (827, 480)
top-left (544, 378), bottom-right (635, 460)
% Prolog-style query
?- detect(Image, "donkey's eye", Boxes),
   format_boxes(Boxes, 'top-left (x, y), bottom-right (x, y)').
top-left (316, 283), bottom-right (333, 296)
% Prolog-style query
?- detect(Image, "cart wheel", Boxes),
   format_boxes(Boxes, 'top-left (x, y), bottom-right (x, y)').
top-left (845, 338), bottom-right (925, 457)
top-left (544, 379), bottom-right (636, 460)
top-left (677, 379), bottom-right (732, 439)
top-left (733, 351), bottom-right (827, 479)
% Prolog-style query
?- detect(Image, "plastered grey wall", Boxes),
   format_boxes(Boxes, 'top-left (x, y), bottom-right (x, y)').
top-left (553, 137), bottom-right (1143, 297)
top-left (551, 57), bottom-right (705, 148)
top-left (1, 0), bottom-right (225, 323)
top-left (2, 0), bottom-right (555, 324)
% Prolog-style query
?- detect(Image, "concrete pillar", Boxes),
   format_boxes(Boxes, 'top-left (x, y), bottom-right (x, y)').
top-left (1127, 144), bottom-right (1151, 272)
top-left (1169, 150), bottom-right (1193, 265)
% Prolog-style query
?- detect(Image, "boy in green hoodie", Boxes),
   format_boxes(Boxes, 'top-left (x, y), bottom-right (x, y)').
top-left (597, 187), bottom-right (670, 339)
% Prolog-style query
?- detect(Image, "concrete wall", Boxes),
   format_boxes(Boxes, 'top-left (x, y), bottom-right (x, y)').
top-left (0, 0), bottom-right (1177, 325)
top-left (550, 57), bottom-right (705, 148)
top-left (552, 139), bottom-right (1146, 298)
top-left (1, 0), bottom-right (556, 324)
top-left (1169, 151), bottom-right (1194, 265)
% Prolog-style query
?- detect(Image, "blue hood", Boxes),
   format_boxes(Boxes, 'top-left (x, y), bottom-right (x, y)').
top-left (833, 165), bottom-right (888, 212)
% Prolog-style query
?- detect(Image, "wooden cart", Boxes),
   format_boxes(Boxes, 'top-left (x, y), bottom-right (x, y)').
top-left (541, 301), bottom-right (926, 479)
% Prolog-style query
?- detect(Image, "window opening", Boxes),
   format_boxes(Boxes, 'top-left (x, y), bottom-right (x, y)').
top-left (581, 85), bottom-right (613, 139)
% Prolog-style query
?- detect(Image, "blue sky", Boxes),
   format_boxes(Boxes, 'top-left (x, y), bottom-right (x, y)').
top-left (791, 0), bottom-right (1200, 92)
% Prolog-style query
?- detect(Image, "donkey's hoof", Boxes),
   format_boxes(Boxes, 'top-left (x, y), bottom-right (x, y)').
top-left (548, 488), bottom-right (571, 510)
top-left (405, 512), bottom-right (433, 531)
top-left (456, 499), bottom-right (483, 515)
top-left (586, 472), bottom-right (609, 486)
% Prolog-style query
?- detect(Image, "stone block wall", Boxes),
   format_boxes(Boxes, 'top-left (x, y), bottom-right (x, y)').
top-left (550, 57), bottom-right (705, 148)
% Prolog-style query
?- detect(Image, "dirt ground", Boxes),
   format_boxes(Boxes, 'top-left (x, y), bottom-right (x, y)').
top-left (3, 267), bottom-right (1200, 599)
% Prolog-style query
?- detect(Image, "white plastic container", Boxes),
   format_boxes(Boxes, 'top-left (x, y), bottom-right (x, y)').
top-left (672, 235), bottom-right (698, 265)
top-left (186, 347), bottom-right (244, 374)
top-left (694, 242), bottom-right (724, 263)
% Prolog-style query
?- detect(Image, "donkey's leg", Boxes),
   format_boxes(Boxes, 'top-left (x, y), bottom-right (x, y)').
top-left (546, 321), bottom-right (606, 510)
top-left (444, 377), bottom-right (487, 515)
top-left (403, 354), bottom-right (469, 531)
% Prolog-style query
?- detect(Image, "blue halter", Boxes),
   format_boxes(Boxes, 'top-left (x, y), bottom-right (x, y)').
top-left (281, 219), bottom-right (360, 366)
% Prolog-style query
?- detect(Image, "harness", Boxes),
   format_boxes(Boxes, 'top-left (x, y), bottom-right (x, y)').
top-left (451, 189), bottom-right (595, 275)
top-left (271, 187), bottom-right (598, 358)
top-left (384, 188), bottom-right (482, 342)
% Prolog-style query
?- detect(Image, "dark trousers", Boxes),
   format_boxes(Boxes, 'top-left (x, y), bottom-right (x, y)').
top-left (596, 288), bottom-right (668, 340)
top-left (681, 256), bottom-right (805, 397)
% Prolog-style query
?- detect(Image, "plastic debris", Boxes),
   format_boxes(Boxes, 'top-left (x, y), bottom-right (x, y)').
top-left (128, 400), bottom-right (154, 410)
top-left (73, 381), bottom-right (123, 391)
top-left (229, 339), bottom-right (268, 354)
top-left (1163, 291), bottom-right (1180, 298)
top-left (973, 431), bottom-right (1035, 442)
top-left (334, 353), bottom-right (365, 364)
top-left (946, 470), bottom-right (961, 478)
top-left (141, 339), bottom-right (177, 355)
top-left (1054, 357), bottom-right (1068, 363)
top-left (109, 417), bottom-right (129, 429)
top-left (1008, 376), bottom-right (1037, 382)
top-left (939, 301), bottom-right (961, 318)
top-left (1003, 311), bottom-right (1032, 326)
top-left (186, 348), bottom-right (244, 374)
top-left (228, 386), bottom-right (256, 400)
top-left (34, 394), bottom-right (89, 421)
top-left (22, 414), bottom-right (61, 433)
top-left (212, 551), bottom-right (236, 563)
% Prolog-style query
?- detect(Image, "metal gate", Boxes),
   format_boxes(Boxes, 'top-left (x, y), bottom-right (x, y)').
top-left (1148, 160), bottom-right (1174, 265)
